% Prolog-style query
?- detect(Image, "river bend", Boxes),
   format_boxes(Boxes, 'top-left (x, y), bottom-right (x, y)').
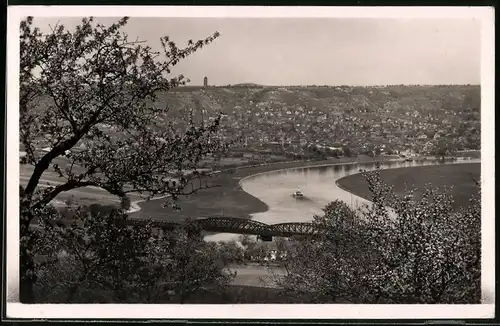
top-left (205, 158), bottom-right (480, 242)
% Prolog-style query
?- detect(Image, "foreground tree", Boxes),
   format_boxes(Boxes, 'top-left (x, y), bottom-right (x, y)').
top-left (20, 16), bottom-right (224, 302)
top-left (33, 209), bottom-right (235, 303)
top-left (275, 200), bottom-right (375, 303)
top-left (276, 171), bottom-right (481, 303)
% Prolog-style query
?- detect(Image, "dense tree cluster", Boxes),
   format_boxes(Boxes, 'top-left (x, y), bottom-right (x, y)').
top-left (274, 170), bottom-right (481, 303)
top-left (33, 208), bottom-right (234, 303)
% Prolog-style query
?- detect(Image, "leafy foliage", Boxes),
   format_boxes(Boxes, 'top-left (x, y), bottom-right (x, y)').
top-left (422, 139), bottom-right (457, 157)
top-left (20, 16), bottom-right (223, 208)
top-left (33, 208), bottom-right (235, 303)
top-left (19, 16), bottom-right (225, 302)
top-left (215, 240), bottom-right (245, 265)
top-left (275, 170), bottom-right (481, 303)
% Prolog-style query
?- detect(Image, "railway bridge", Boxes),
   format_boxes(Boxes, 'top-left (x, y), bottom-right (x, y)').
top-left (42, 215), bottom-right (332, 241)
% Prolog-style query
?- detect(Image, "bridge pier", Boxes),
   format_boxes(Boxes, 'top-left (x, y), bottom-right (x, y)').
top-left (258, 235), bottom-right (273, 242)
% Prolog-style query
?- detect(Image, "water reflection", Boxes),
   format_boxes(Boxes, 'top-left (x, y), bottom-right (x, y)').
top-left (205, 159), bottom-right (480, 242)
top-left (317, 166), bottom-right (328, 176)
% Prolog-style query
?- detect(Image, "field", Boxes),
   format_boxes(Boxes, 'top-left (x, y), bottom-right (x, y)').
top-left (336, 163), bottom-right (480, 211)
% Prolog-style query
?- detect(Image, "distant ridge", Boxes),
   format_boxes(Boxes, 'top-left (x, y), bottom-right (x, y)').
top-left (179, 83), bottom-right (479, 88)
top-left (231, 83), bottom-right (264, 87)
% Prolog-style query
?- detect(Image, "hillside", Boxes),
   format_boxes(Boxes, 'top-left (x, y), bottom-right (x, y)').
top-left (153, 85), bottom-right (481, 154)
top-left (25, 85), bottom-right (481, 156)
top-left (159, 85), bottom-right (479, 118)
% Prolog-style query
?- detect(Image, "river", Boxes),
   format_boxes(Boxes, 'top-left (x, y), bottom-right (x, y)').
top-left (204, 157), bottom-right (480, 242)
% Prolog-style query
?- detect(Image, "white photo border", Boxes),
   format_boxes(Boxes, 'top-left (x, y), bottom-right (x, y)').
top-left (5, 5), bottom-right (495, 319)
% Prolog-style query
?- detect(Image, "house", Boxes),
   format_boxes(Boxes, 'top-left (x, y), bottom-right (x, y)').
top-left (400, 149), bottom-right (417, 158)
top-left (261, 240), bottom-right (289, 262)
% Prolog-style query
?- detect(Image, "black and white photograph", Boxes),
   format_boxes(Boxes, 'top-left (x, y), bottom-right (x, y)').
top-left (5, 5), bottom-right (495, 320)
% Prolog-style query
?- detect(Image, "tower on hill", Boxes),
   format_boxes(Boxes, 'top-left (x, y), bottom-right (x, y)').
top-left (203, 76), bottom-right (208, 87)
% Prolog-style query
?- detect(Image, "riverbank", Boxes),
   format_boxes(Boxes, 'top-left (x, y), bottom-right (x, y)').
top-left (129, 155), bottom-right (401, 222)
top-left (336, 162), bottom-right (481, 211)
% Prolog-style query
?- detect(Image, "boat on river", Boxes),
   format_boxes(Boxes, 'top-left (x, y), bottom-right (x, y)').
top-left (292, 187), bottom-right (305, 199)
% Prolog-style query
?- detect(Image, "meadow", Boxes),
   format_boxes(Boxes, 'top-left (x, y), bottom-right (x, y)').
top-left (336, 163), bottom-right (481, 211)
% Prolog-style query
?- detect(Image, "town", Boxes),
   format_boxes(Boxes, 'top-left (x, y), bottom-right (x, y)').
top-left (162, 83), bottom-right (480, 160)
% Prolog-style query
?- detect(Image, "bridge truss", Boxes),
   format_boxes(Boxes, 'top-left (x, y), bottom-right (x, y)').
top-left (41, 215), bottom-right (332, 238)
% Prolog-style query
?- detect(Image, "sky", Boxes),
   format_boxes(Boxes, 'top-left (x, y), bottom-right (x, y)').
top-left (32, 17), bottom-right (481, 86)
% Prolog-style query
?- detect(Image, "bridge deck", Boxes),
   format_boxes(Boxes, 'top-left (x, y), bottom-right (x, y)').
top-left (33, 215), bottom-right (331, 238)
